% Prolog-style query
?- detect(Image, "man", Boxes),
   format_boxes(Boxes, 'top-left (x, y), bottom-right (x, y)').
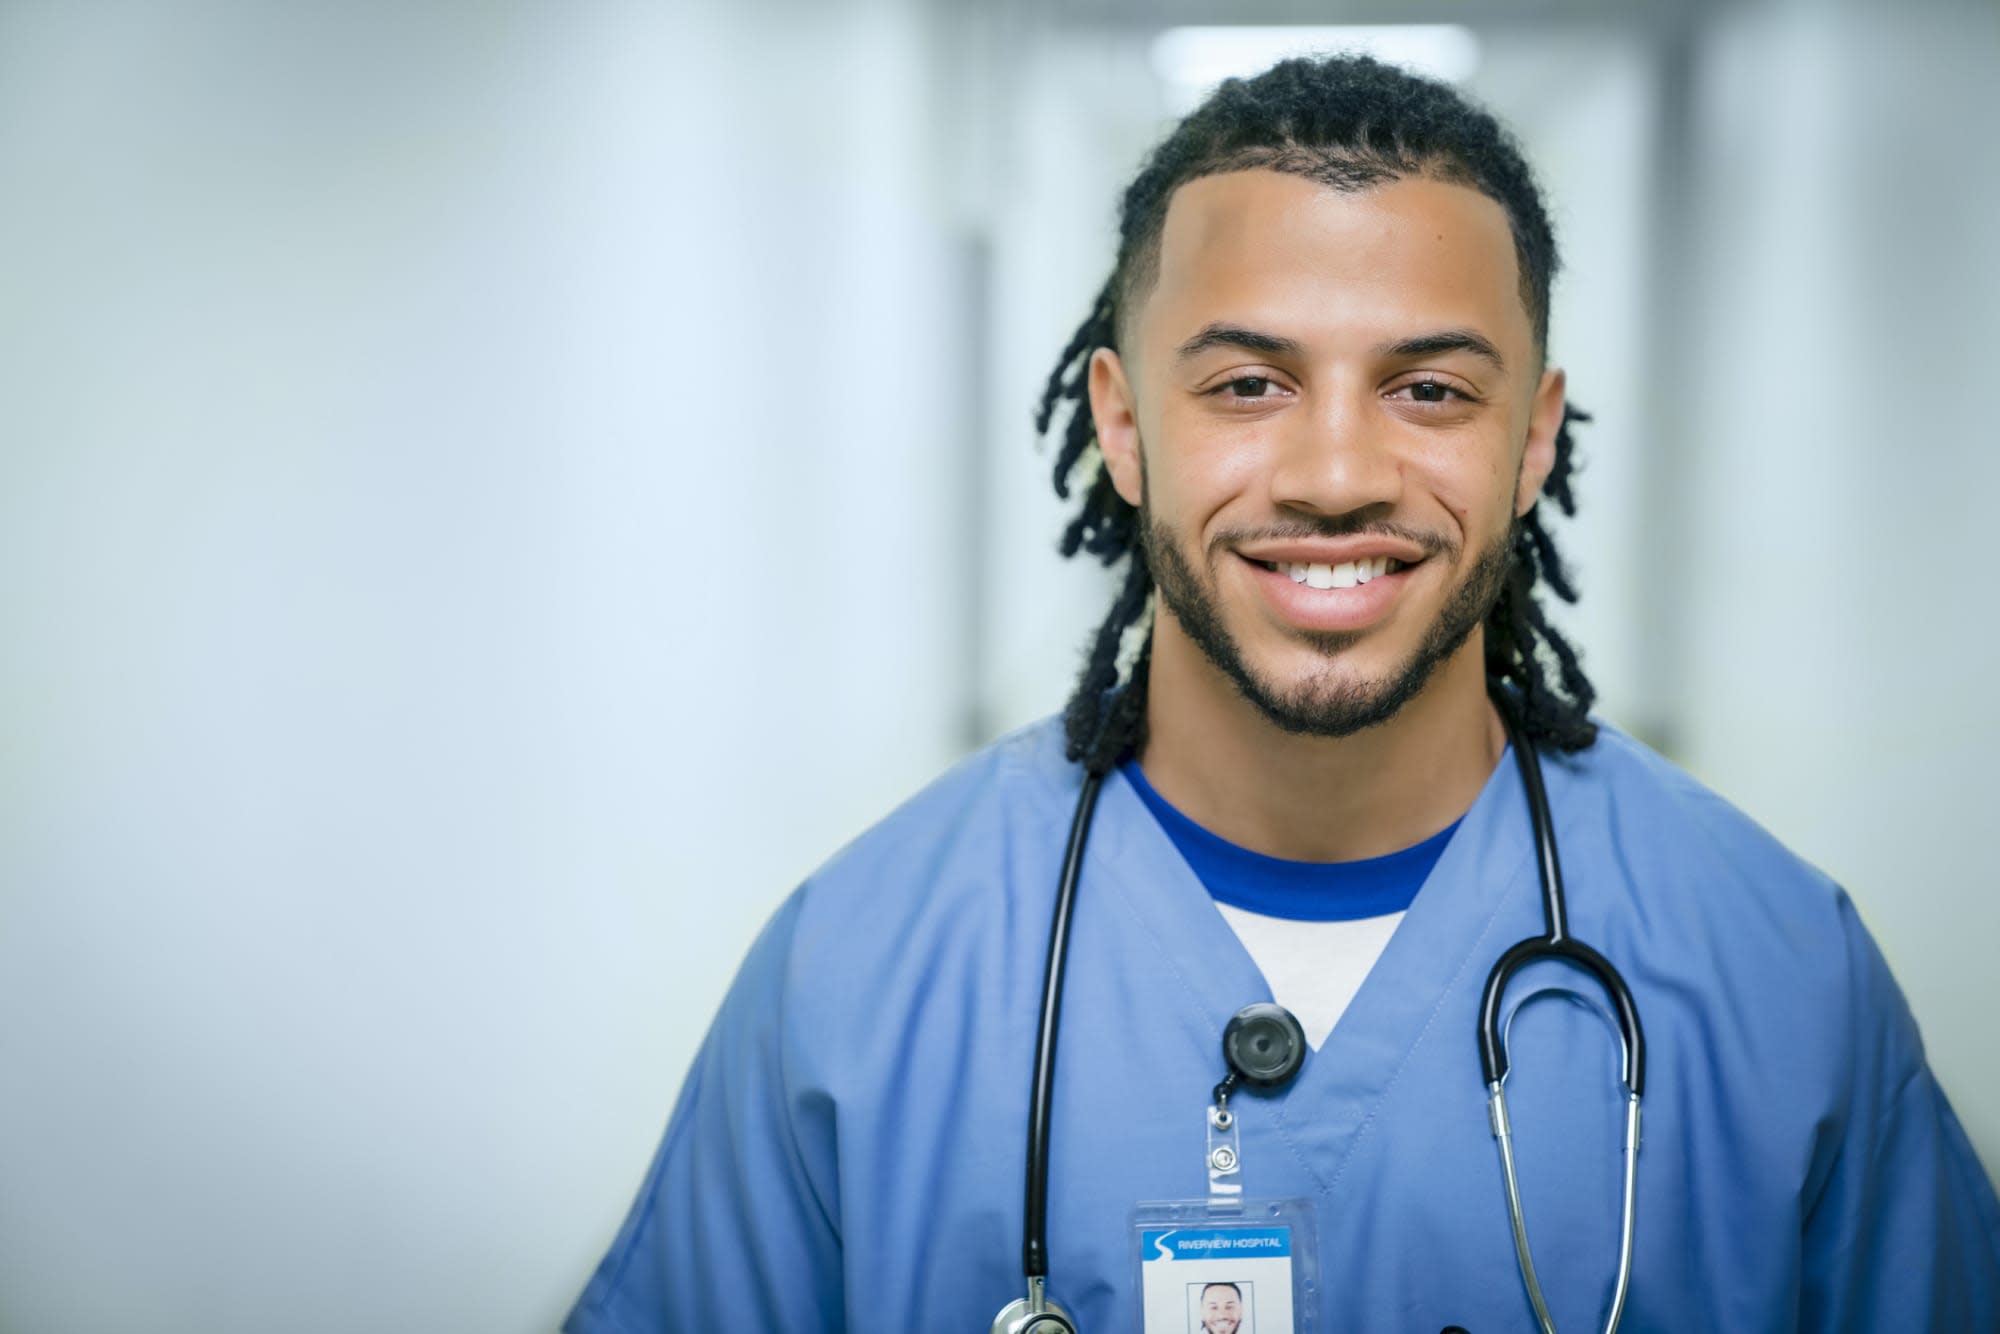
top-left (568, 55), bottom-right (2000, 1332)
top-left (1199, 1283), bottom-right (1243, 1334)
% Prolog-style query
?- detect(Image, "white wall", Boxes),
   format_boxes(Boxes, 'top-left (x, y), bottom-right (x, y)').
top-left (0, 2), bottom-right (964, 1330)
top-left (976, 23), bottom-right (1168, 737)
top-left (1671, 0), bottom-right (2000, 1169)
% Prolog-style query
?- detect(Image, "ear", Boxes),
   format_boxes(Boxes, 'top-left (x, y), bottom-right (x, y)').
top-left (1515, 366), bottom-right (1566, 516)
top-left (1087, 347), bottom-right (1145, 509)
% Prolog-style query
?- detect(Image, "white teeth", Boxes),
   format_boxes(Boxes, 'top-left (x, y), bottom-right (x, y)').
top-left (1279, 555), bottom-right (1402, 589)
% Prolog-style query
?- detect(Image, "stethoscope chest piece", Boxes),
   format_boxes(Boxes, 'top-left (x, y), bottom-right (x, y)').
top-left (1223, 1002), bottom-right (1308, 1089)
top-left (989, 1279), bottom-right (1077, 1334)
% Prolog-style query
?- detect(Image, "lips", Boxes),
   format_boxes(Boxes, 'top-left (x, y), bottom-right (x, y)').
top-left (1237, 549), bottom-right (1418, 633)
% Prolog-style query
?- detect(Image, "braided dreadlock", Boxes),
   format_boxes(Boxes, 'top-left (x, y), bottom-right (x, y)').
top-left (1035, 54), bottom-right (1598, 775)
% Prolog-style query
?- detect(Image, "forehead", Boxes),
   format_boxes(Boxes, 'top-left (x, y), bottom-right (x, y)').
top-left (1137, 169), bottom-right (1530, 362)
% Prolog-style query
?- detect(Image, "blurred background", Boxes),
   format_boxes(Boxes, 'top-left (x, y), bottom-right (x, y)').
top-left (2, 0), bottom-right (1996, 1329)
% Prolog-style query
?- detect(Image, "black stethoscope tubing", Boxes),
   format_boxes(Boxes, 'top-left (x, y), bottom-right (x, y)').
top-left (1013, 697), bottom-right (1648, 1322)
top-left (1479, 714), bottom-right (1646, 1096)
top-left (1022, 767), bottom-right (1104, 1281)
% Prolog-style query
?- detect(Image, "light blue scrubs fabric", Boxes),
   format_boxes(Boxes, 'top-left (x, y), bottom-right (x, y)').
top-left (568, 717), bottom-right (2000, 1333)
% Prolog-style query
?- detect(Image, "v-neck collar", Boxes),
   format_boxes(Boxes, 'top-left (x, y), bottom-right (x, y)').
top-left (1118, 757), bottom-right (1459, 921)
top-left (1085, 744), bottom-right (1546, 1197)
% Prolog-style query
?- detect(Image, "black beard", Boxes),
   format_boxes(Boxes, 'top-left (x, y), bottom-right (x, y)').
top-left (1142, 507), bottom-right (1513, 739)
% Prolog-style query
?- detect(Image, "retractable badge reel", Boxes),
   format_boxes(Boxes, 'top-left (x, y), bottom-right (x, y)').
top-left (1132, 1004), bottom-right (1321, 1334)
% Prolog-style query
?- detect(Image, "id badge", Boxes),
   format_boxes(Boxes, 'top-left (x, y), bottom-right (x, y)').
top-left (1131, 1100), bottom-right (1319, 1332)
top-left (1132, 1198), bottom-right (1317, 1333)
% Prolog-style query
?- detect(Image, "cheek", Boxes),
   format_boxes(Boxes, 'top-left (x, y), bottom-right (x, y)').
top-left (1403, 435), bottom-right (1512, 531)
top-left (1142, 406), bottom-right (1267, 512)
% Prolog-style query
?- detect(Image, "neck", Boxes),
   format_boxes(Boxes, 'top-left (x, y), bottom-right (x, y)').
top-left (1135, 619), bottom-right (1505, 862)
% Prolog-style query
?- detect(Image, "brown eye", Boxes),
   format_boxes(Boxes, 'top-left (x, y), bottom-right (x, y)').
top-left (1229, 377), bottom-right (1271, 397)
top-left (1410, 380), bottom-right (1450, 402)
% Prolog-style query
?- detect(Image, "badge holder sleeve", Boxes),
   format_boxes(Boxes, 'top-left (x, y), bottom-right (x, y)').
top-left (1129, 1102), bottom-right (1320, 1334)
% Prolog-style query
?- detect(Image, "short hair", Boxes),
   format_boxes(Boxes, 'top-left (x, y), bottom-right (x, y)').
top-left (1202, 1282), bottom-right (1243, 1300)
top-left (1035, 54), bottom-right (1597, 772)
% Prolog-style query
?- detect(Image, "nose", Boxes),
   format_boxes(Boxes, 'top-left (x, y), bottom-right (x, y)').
top-left (1266, 386), bottom-right (1404, 518)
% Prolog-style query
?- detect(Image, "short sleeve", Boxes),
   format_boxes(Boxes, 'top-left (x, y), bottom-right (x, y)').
top-left (1798, 893), bottom-right (2000, 1331)
top-left (565, 888), bottom-right (844, 1334)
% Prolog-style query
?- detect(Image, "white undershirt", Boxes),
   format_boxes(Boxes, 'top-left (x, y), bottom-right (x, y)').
top-left (1213, 904), bottom-right (1406, 1049)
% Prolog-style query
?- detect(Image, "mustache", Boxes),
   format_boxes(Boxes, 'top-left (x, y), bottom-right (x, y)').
top-left (1208, 515), bottom-right (1460, 560)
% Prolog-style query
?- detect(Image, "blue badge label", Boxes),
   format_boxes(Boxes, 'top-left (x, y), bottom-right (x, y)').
top-left (1140, 1227), bottom-right (1293, 1260)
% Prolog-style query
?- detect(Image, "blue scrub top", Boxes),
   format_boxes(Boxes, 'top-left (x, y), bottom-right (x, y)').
top-left (568, 717), bottom-right (2000, 1332)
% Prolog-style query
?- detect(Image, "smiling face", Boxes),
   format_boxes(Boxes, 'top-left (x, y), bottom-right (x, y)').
top-left (1199, 1282), bottom-right (1243, 1334)
top-left (1088, 169), bottom-right (1566, 738)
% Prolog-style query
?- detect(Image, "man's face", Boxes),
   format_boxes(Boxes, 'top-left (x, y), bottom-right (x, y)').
top-left (1089, 171), bottom-right (1565, 736)
top-left (1200, 1284), bottom-right (1243, 1334)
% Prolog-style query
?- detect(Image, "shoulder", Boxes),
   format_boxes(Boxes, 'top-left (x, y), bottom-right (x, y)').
top-left (798, 713), bottom-right (1079, 916)
top-left (1547, 745), bottom-right (2000, 1333)
top-left (1551, 722), bottom-right (1900, 1050)
top-left (767, 715), bottom-right (1082, 1008)
top-left (1553, 721), bottom-right (1927, 1122)
top-left (1555, 720), bottom-right (1846, 920)
top-left (733, 716), bottom-right (1085, 1110)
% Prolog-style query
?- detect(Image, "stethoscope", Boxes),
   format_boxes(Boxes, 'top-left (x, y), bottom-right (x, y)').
top-left (989, 698), bottom-right (1647, 1334)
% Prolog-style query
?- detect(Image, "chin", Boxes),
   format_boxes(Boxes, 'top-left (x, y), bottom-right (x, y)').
top-left (1226, 635), bottom-right (1450, 739)
top-left (1255, 642), bottom-right (1409, 698)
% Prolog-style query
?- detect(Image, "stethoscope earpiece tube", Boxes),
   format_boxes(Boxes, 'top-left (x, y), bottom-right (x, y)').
top-left (1481, 699), bottom-right (1647, 1334)
top-left (1480, 937), bottom-right (1646, 1094)
top-left (1479, 706), bottom-right (1646, 1097)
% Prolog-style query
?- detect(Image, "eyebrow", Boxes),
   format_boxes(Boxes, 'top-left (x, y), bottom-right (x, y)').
top-left (1174, 322), bottom-right (1506, 374)
top-left (1381, 328), bottom-right (1506, 373)
top-left (1173, 323), bottom-right (1303, 362)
